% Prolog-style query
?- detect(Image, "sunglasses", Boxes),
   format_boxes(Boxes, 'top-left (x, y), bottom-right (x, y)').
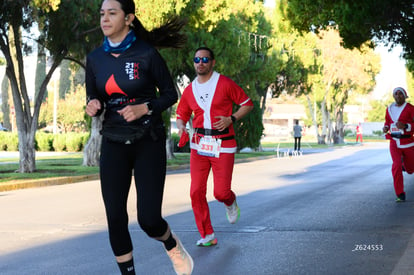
top-left (193, 57), bottom-right (210, 64)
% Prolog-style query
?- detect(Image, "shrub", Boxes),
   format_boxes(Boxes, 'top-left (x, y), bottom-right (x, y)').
top-left (66, 133), bottom-right (85, 152)
top-left (53, 134), bottom-right (66, 152)
top-left (0, 132), bottom-right (10, 150)
top-left (2, 132), bottom-right (18, 151)
top-left (36, 132), bottom-right (54, 151)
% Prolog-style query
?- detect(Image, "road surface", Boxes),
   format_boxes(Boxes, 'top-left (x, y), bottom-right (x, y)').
top-left (1, 142), bottom-right (414, 274)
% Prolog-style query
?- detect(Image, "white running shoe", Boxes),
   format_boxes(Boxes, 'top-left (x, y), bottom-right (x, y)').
top-left (196, 233), bottom-right (218, 247)
top-left (166, 234), bottom-right (194, 275)
top-left (225, 199), bottom-right (240, 224)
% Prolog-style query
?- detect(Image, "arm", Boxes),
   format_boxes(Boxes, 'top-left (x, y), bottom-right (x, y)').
top-left (85, 55), bottom-right (103, 117)
top-left (213, 104), bottom-right (254, 132)
top-left (176, 118), bottom-right (187, 137)
top-left (119, 48), bottom-right (178, 122)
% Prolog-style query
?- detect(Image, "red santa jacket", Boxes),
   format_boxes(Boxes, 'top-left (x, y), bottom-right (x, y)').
top-left (177, 72), bottom-right (253, 153)
top-left (384, 102), bottom-right (414, 148)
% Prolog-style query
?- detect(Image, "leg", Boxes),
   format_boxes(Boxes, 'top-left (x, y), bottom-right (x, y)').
top-left (133, 136), bottom-right (169, 238)
top-left (211, 153), bottom-right (236, 206)
top-left (100, 140), bottom-right (135, 272)
top-left (294, 138), bottom-right (298, 151)
top-left (390, 142), bottom-right (405, 197)
top-left (298, 137), bottom-right (301, 151)
top-left (134, 136), bottom-right (193, 274)
top-left (402, 146), bottom-right (414, 174)
top-left (190, 149), bottom-right (213, 238)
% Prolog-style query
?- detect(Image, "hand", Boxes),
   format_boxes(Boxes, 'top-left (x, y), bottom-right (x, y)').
top-left (86, 99), bottom-right (101, 117)
top-left (213, 116), bottom-right (232, 132)
top-left (178, 127), bottom-right (187, 138)
top-left (396, 121), bottom-right (406, 130)
top-left (117, 104), bottom-right (148, 122)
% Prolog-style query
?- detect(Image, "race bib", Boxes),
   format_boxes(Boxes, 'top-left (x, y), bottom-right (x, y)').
top-left (390, 123), bottom-right (403, 135)
top-left (197, 137), bottom-right (222, 158)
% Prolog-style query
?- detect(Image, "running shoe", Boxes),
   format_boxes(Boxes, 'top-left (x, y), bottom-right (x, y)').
top-left (166, 234), bottom-right (194, 275)
top-left (225, 199), bottom-right (240, 224)
top-left (396, 193), bottom-right (406, 203)
top-left (196, 233), bottom-right (218, 247)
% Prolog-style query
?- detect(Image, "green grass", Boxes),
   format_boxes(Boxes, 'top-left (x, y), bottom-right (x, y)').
top-left (0, 157), bottom-right (99, 183)
top-left (0, 138), bottom-right (386, 184)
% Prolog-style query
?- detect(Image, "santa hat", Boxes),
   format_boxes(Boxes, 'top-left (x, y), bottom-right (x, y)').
top-left (393, 87), bottom-right (408, 98)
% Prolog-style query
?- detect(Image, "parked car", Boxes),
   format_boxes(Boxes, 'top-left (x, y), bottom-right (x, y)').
top-left (0, 124), bottom-right (8, 131)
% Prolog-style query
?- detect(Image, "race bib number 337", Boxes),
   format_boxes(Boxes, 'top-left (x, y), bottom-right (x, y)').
top-left (197, 137), bottom-right (222, 158)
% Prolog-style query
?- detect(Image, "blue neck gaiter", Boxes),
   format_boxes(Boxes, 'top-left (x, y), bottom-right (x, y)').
top-left (103, 30), bottom-right (136, 53)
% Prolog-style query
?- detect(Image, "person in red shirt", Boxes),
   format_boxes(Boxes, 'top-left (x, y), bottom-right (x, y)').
top-left (176, 47), bottom-right (253, 246)
top-left (356, 123), bottom-right (363, 143)
top-left (383, 87), bottom-right (414, 202)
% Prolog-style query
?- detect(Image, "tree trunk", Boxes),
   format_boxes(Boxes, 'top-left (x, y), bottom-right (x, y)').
top-left (1, 73), bottom-right (10, 130)
top-left (83, 115), bottom-right (103, 166)
top-left (17, 130), bottom-right (36, 172)
top-left (166, 135), bottom-right (175, 160)
top-left (306, 94), bottom-right (320, 142)
top-left (333, 108), bottom-right (345, 144)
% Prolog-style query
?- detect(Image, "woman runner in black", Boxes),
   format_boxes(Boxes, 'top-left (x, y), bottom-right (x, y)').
top-left (85, 0), bottom-right (193, 274)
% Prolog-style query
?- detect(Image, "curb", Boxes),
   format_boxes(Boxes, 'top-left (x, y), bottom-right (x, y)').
top-left (0, 174), bottom-right (100, 192)
top-left (0, 155), bottom-right (278, 192)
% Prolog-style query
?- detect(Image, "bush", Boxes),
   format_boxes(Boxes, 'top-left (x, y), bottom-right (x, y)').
top-left (372, 130), bottom-right (383, 136)
top-left (0, 132), bottom-right (8, 150)
top-left (66, 133), bottom-right (87, 152)
top-left (53, 134), bottom-right (67, 152)
top-left (36, 132), bottom-right (54, 151)
top-left (0, 132), bottom-right (91, 152)
top-left (0, 132), bottom-right (18, 151)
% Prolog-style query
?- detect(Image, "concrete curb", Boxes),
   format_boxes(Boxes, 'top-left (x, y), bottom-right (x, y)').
top-left (0, 174), bottom-right (100, 192)
top-left (0, 155), bottom-right (279, 192)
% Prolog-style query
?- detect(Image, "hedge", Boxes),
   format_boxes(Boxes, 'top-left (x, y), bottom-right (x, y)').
top-left (0, 132), bottom-right (89, 152)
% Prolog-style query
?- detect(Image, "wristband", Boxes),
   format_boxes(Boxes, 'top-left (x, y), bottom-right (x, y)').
top-left (231, 115), bottom-right (236, 123)
top-left (145, 102), bottom-right (153, 115)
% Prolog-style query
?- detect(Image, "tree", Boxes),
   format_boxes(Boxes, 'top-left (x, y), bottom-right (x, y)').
top-left (285, 0), bottom-right (414, 66)
top-left (0, 0), bottom-right (102, 172)
top-left (137, 0), bottom-right (275, 152)
top-left (316, 29), bottom-right (380, 144)
top-left (368, 98), bottom-right (392, 122)
top-left (268, 2), bottom-right (380, 144)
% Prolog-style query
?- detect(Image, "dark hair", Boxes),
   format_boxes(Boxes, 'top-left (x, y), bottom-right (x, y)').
top-left (194, 47), bottom-right (215, 60)
top-left (109, 0), bottom-right (187, 48)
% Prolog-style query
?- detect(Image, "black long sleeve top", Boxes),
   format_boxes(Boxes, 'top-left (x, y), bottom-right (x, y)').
top-left (85, 38), bottom-right (178, 131)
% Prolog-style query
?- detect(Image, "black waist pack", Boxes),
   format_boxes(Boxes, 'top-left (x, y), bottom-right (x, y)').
top-left (101, 118), bottom-right (151, 144)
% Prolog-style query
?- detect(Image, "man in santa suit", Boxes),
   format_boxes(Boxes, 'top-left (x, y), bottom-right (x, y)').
top-left (383, 87), bottom-right (414, 202)
top-left (176, 47), bottom-right (253, 246)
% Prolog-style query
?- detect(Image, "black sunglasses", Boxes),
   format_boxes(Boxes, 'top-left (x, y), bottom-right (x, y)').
top-left (193, 57), bottom-right (210, 64)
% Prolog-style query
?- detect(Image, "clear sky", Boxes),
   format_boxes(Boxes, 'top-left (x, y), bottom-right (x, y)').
top-left (372, 44), bottom-right (407, 100)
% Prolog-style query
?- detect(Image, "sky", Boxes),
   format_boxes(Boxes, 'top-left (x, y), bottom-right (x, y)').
top-left (372, 44), bottom-right (407, 100)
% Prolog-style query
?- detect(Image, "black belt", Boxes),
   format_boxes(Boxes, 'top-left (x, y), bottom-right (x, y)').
top-left (391, 134), bottom-right (411, 139)
top-left (195, 128), bottom-right (229, 135)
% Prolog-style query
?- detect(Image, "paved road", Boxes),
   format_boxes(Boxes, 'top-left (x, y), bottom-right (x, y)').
top-left (1, 142), bottom-right (414, 275)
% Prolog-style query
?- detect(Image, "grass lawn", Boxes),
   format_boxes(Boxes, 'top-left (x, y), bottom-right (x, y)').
top-left (0, 138), bottom-right (386, 184)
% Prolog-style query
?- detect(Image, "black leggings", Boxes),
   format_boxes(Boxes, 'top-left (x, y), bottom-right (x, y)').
top-left (99, 135), bottom-right (168, 256)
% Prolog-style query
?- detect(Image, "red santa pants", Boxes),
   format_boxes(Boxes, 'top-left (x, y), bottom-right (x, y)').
top-left (390, 141), bottom-right (414, 196)
top-left (190, 149), bottom-right (236, 238)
